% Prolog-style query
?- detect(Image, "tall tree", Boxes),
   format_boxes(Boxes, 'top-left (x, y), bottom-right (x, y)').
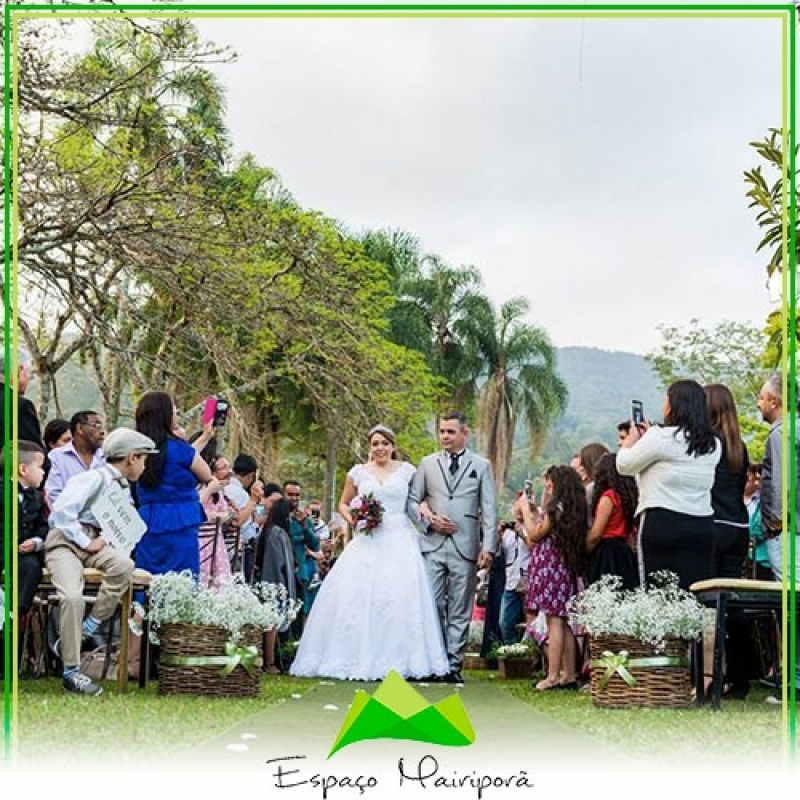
top-left (463, 297), bottom-right (567, 492)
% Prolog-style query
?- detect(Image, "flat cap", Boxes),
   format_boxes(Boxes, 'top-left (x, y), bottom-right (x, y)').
top-left (103, 427), bottom-right (159, 460)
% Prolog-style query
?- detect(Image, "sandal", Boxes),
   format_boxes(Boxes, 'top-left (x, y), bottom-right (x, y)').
top-left (262, 665), bottom-right (281, 675)
top-left (535, 677), bottom-right (561, 691)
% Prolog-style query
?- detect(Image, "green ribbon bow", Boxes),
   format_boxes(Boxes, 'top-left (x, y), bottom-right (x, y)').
top-left (593, 650), bottom-right (636, 690)
top-left (591, 650), bottom-right (690, 691)
top-left (161, 641), bottom-right (262, 678)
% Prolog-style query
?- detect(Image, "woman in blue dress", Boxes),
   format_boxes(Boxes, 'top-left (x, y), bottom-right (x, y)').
top-left (134, 391), bottom-right (214, 576)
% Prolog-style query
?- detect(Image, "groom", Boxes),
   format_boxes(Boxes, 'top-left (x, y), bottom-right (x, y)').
top-left (408, 411), bottom-right (498, 683)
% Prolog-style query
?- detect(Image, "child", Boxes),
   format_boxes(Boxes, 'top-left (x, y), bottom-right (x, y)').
top-left (45, 427), bottom-right (157, 696)
top-left (0, 440), bottom-right (49, 633)
top-left (515, 465), bottom-right (587, 691)
top-left (586, 452), bottom-right (639, 590)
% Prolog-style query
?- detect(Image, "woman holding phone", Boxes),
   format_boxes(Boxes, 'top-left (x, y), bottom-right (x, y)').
top-left (617, 379), bottom-right (720, 590)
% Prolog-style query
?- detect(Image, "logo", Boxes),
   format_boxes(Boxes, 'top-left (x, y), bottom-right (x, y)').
top-left (328, 670), bottom-right (476, 758)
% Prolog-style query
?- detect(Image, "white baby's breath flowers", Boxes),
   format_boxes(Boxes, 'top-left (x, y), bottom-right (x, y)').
top-left (568, 571), bottom-right (704, 652)
top-left (147, 570), bottom-right (303, 644)
top-left (494, 640), bottom-right (537, 658)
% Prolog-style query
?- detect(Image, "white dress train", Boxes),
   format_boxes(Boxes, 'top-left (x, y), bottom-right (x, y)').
top-left (289, 462), bottom-right (450, 681)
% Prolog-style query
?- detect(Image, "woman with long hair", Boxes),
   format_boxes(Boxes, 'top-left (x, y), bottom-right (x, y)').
top-left (704, 382), bottom-right (754, 698)
top-left (617, 379), bottom-right (720, 589)
top-left (515, 465), bottom-right (587, 690)
top-left (134, 391), bottom-right (213, 576)
top-left (254, 497), bottom-right (297, 674)
top-left (587, 452), bottom-right (639, 589)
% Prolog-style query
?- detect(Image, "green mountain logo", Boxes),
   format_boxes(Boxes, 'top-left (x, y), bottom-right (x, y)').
top-left (328, 670), bottom-right (476, 758)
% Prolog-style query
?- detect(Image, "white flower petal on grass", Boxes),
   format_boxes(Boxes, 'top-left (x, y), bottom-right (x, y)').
top-left (290, 693), bottom-right (302, 699)
top-left (241, 733), bottom-right (257, 740)
top-left (319, 680), bottom-right (335, 685)
top-left (226, 744), bottom-right (249, 752)
top-left (323, 704), bottom-right (339, 711)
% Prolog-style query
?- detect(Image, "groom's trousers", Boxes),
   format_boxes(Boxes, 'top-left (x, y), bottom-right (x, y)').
top-left (423, 537), bottom-right (478, 671)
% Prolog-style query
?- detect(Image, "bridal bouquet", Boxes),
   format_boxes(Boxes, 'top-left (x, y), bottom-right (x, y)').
top-left (349, 492), bottom-right (385, 535)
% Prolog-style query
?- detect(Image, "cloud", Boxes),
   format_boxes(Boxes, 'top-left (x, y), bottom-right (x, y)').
top-left (196, 15), bottom-right (782, 352)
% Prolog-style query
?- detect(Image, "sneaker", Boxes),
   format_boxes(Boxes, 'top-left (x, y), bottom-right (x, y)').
top-left (765, 695), bottom-right (782, 705)
top-left (63, 670), bottom-right (103, 696)
top-left (52, 634), bottom-right (103, 660)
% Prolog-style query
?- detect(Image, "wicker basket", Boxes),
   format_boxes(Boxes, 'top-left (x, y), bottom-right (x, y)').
top-left (463, 653), bottom-right (491, 671)
top-left (589, 634), bottom-right (692, 709)
top-left (498, 657), bottom-right (535, 679)
top-left (157, 623), bottom-right (263, 697)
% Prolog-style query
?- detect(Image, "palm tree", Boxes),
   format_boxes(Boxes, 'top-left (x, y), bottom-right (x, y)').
top-left (464, 297), bottom-right (567, 493)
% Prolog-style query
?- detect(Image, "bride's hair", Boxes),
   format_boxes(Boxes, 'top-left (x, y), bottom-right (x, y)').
top-left (367, 424), bottom-right (400, 460)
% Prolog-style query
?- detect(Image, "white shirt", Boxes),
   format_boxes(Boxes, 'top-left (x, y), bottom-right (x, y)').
top-left (224, 477), bottom-right (259, 542)
top-left (49, 465), bottom-right (132, 549)
top-left (500, 527), bottom-right (531, 591)
top-left (617, 425), bottom-right (720, 517)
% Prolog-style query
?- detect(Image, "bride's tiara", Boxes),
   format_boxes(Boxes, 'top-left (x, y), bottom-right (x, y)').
top-left (367, 424), bottom-right (396, 442)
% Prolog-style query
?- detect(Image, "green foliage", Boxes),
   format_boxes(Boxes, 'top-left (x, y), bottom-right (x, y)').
top-left (646, 318), bottom-right (769, 451)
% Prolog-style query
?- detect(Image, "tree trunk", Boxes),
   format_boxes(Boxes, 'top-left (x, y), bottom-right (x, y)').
top-left (324, 436), bottom-right (338, 519)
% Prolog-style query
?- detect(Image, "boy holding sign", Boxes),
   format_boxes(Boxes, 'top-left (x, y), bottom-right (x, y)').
top-left (46, 428), bottom-right (157, 695)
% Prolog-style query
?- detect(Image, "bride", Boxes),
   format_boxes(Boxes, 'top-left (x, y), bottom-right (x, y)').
top-left (289, 425), bottom-right (450, 681)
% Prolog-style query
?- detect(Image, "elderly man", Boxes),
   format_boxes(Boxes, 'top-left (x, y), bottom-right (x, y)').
top-left (45, 411), bottom-right (106, 508)
top-left (0, 346), bottom-right (43, 448)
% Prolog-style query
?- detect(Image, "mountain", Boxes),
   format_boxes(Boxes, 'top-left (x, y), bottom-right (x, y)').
top-left (505, 346), bottom-right (664, 502)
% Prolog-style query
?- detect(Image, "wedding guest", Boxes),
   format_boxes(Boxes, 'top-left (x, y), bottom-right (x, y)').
top-left (134, 391), bottom-right (213, 576)
top-left (704, 382), bottom-right (755, 699)
top-left (579, 442), bottom-right (610, 525)
top-left (515, 465), bottom-right (587, 690)
top-left (617, 379), bottom-right (720, 590)
top-left (253, 498), bottom-right (298, 674)
top-left (45, 428), bottom-right (157, 695)
top-left (45, 411), bottom-right (106, 507)
top-left (0, 346), bottom-right (43, 448)
top-left (499, 513), bottom-right (532, 644)
top-left (586, 452), bottom-right (639, 589)
top-left (0, 442), bottom-right (48, 640)
top-left (43, 419), bottom-right (72, 451)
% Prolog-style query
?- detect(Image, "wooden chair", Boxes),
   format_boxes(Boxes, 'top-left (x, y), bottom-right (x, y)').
top-left (690, 577), bottom-right (798, 710)
top-left (35, 566), bottom-right (152, 693)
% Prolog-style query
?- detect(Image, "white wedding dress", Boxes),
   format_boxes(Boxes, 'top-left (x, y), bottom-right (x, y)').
top-left (290, 462), bottom-right (450, 681)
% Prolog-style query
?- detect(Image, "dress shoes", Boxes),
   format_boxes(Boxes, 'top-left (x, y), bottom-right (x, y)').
top-left (444, 670), bottom-right (464, 684)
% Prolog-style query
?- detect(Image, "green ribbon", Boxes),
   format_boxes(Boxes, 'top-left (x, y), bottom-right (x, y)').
top-left (591, 650), bottom-right (689, 691)
top-left (161, 642), bottom-right (262, 678)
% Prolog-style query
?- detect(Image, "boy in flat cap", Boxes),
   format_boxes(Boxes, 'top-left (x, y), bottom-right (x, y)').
top-left (46, 428), bottom-right (157, 695)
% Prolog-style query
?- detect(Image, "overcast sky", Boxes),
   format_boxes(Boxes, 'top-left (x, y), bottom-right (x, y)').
top-left (190, 14), bottom-right (781, 355)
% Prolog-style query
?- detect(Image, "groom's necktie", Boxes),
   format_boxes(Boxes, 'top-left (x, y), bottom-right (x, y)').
top-left (449, 452), bottom-right (462, 476)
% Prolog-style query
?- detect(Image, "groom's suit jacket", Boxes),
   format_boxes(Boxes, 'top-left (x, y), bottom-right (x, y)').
top-left (408, 449), bottom-right (498, 561)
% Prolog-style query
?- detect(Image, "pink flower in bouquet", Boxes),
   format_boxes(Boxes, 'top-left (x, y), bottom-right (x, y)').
top-left (349, 492), bottom-right (385, 535)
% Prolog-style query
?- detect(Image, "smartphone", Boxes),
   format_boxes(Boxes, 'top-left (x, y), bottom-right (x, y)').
top-left (202, 396), bottom-right (218, 425)
top-left (524, 479), bottom-right (533, 500)
top-left (213, 396), bottom-right (229, 427)
top-left (631, 399), bottom-right (645, 427)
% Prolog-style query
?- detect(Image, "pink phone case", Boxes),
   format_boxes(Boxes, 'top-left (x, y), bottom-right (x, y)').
top-left (202, 396), bottom-right (218, 425)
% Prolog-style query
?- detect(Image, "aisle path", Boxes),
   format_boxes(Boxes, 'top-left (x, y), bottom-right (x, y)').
top-left (180, 675), bottom-right (630, 775)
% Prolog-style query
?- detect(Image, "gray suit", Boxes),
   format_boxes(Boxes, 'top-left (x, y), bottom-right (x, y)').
top-left (408, 450), bottom-right (497, 671)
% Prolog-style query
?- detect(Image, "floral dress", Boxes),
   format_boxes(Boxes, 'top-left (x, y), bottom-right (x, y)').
top-left (526, 534), bottom-right (577, 618)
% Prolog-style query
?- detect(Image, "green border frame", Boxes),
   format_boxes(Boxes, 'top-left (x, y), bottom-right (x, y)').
top-left (2, 0), bottom-right (797, 769)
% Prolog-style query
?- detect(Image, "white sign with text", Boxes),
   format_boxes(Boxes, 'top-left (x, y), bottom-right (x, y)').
top-left (91, 481), bottom-right (146, 556)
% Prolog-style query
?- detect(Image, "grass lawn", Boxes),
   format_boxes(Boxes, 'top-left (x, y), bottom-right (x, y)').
top-left (9, 674), bottom-right (314, 766)
top-left (6, 669), bottom-right (791, 769)
top-left (475, 669), bottom-right (788, 766)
